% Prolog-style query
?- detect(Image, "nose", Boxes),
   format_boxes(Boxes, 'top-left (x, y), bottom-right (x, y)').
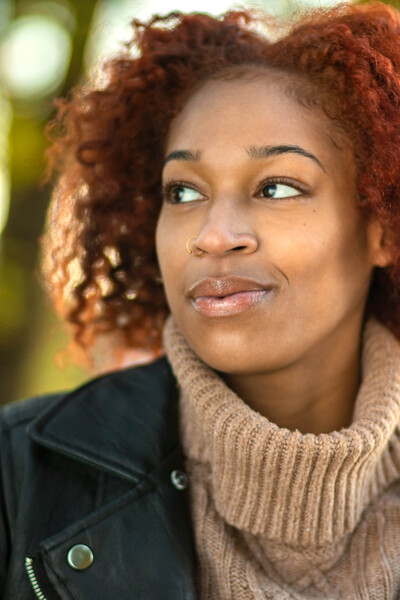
top-left (190, 197), bottom-right (258, 257)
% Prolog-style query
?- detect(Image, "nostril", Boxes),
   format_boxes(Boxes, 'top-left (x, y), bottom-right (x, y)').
top-left (232, 246), bottom-right (247, 251)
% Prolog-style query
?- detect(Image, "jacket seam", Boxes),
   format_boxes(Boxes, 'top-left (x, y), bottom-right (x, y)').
top-left (0, 392), bottom-right (62, 432)
top-left (0, 416), bottom-right (36, 434)
top-left (29, 430), bottom-right (146, 481)
top-left (41, 550), bottom-right (75, 600)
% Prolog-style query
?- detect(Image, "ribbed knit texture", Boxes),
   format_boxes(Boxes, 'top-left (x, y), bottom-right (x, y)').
top-left (163, 316), bottom-right (400, 599)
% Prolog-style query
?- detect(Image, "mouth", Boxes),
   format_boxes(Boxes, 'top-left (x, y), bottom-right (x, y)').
top-left (188, 276), bottom-right (276, 318)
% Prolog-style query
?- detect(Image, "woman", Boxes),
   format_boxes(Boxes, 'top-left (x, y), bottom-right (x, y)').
top-left (1, 1), bottom-right (400, 598)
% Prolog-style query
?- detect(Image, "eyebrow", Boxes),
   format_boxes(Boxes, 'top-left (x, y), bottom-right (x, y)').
top-left (163, 149), bottom-right (201, 166)
top-left (247, 144), bottom-right (326, 172)
top-left (163, 144), bottom-right (326, 172)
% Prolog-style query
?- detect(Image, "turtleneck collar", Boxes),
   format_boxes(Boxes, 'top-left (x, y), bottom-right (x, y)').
top-left (163, 316), bottom-right (400, 548)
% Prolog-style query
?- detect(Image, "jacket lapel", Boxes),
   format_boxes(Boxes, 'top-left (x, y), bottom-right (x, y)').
top-left (26, 357), bottom-right (197, 599)
top-left (29, 357), bottom-right (180, 482)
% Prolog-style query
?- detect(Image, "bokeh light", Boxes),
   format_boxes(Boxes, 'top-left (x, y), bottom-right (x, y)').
top-left (0, 168), bottom-right (10, 236)
top-left (0, 95), bottom-right (12, 236)
top-left (0, 14), bottom-right (72, 99)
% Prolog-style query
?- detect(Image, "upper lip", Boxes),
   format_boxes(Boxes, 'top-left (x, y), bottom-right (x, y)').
top-left (188, 276), bottom-right (275, 299)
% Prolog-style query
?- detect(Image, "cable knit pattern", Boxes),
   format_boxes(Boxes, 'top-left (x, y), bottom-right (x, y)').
top-left (163, 316), bottom-right (400, 599)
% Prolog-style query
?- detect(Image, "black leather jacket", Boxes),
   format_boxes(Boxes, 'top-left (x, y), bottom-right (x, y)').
top-left (0, 357), bottom-right (197, 599)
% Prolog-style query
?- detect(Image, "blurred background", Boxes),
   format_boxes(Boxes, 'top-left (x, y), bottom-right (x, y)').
top-left (0, 0), bottom-right (397, 406)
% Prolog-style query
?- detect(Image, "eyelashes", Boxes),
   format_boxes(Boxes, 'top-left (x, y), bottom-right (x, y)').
top-left (255, 176), bottom-right (308, 199)
top-left (162, 181), bottom-right (204, 204)
top-left (162, 176), bottom-right (309, 204)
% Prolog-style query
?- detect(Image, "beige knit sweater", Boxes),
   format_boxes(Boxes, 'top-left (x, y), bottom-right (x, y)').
top-left (163, 316), bottom-right (400, 600)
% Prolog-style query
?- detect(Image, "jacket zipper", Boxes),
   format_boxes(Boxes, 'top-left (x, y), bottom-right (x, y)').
top-left (25, 557), bottom-right (48, 600)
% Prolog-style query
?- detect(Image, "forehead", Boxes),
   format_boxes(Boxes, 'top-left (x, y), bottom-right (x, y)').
top-left (165, 77), bottom-right (352, 172)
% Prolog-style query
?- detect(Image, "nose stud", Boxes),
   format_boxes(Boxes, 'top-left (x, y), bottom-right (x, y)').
top-left (186, 235), bottom-right (204, 256)
top-left (186, 235), bottom-right (197, 254)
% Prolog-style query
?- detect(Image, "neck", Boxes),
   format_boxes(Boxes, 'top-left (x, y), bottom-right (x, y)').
top-left (222, 318), bottom-right (363, 434)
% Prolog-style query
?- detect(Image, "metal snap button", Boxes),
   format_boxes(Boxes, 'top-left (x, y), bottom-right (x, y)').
top-left (67, 544), bottom-right (94, 570)
top-left (170, 469), bottom-right (188, 490)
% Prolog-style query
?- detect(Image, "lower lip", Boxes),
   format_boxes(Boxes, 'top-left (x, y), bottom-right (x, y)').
top-left (191, 290), bottom-right (271, 318)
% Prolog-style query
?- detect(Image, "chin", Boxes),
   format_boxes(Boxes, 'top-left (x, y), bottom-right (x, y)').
top-left (190, 340), bottom-right (281, 376)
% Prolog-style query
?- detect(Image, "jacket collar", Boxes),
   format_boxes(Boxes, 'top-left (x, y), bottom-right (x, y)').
top-left (28, 357), bottom-right (179, 483)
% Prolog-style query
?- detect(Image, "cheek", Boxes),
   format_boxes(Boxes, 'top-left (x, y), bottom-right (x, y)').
top-left (284, 219), bottom-right (373, 314)
top-left (266, 221), bottom-right (331, 280)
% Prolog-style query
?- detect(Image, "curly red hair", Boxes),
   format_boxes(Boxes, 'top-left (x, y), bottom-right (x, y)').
top-left (43, 2), bottom-right (400, 358)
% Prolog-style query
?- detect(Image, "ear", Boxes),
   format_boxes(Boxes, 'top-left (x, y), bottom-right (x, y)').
top-left (367, 217), bottom-right (393, 268)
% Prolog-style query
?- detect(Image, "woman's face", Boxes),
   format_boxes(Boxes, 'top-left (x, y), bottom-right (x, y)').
top-left (156, 76), bottom-right (388, 375)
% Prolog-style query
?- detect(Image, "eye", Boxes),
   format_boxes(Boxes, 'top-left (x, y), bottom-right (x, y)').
top-left (261, 182), bottom-right (302, 199)
top-left (163, 183), bottom-right (203, 204)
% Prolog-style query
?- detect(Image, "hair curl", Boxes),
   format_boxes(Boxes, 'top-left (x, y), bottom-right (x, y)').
top-left (43, 2), bottom-right (400, 359)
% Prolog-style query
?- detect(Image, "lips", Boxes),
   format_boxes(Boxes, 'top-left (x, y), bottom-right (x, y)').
top-left (188, 276), bottom-right (275, 318)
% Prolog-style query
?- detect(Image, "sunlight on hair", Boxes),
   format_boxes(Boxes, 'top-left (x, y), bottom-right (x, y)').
top-left (85, 0), bottom-right (273, 69)
top-left (85, 0), bottom-right (351, 71)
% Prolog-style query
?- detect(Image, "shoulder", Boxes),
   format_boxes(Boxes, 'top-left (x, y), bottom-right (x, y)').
top-left (0, 355), bottom-right (175, 434)
top-left (0, 355), bottom-right (179, 522)
top-left (0, 393), bottom-right (60, 434)
top-left (0, 358), bottom-right (179, 496)
top-left (0, 358), bottom-right (194, 600)
top-left (0, 356), bottom-right (178, 488)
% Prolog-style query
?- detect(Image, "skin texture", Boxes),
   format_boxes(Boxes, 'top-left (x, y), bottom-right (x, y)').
top-left (156, 76), bottom-right (391, 434)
